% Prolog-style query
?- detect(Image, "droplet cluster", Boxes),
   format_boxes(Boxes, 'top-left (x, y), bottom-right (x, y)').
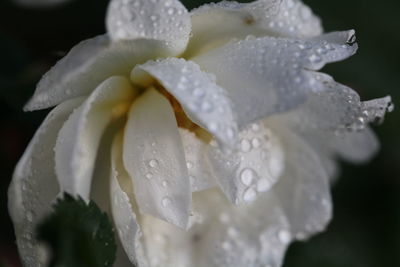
top-left (107, 0), bottom-right (190, 50)
top-left (135, 58), bottom-right (239, 146)
top-left (210, 122), bottom-right (284, 204)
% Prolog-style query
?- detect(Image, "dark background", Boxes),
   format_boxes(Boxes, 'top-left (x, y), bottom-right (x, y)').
top-left (0, 0), bottom-right (399, 266)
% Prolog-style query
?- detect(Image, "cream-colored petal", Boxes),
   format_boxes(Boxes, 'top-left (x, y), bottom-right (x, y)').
top-left (110, 132), bottom-right (148, 267)
top-left (269, 124), bottom-right (332, 240)
top-left (272, 73), bottom-right (392, 164)
top-left (193, 31), bottom-right (357, 127)
top-left (25, 35), bottom-right (170, 111)
top-left (209, 122), bottom-right (284, 205)
top-left (141, 189), bottom-right (291, 267)
top-left (8, 98), bottom-right (83, 266)
top-left (55, 76), bottom-right (136, 201)
top-left (123, 88), bottom-right (191, 229)
top-left (106, 0), bottom-right (191, 53)
top-left (185, 0), bottom-right (322, 57)
top-left (131, 58), bottom-right (238, 147)
top-left (179, 128), bottom-right (216, 192)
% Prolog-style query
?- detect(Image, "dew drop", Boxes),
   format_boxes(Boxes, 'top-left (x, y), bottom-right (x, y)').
top-left (148, 159), bottom-right (158, 168)
top-left (145, 173), bottom-right (153, 179)
top-left (186, 161), bottom-right (193, 169)
top-left (278, 229), bottom-right (291, 244)
top-left (243, 187), bottom-right (257, 202)
top-left (256, 178), bottom-right (270, 192)
top-left (26, 211), bottom-right (34, 222)
top-left (240, 139), bottom-right (252, 152)
top-left (222, 241), bottom-right (232, 251)
top-left (240, 168), bottom-right (256, 186)
top-left (251, 138), bottom-right (261, 148)
top-left (162, 197), bottom-right (172, 207)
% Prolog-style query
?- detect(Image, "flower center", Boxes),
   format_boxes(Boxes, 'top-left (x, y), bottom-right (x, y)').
top-left (154, 83), bottom-right (213, 143)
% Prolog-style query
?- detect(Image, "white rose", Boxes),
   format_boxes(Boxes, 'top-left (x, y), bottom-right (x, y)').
top-left (8, 0), bottom-right (393, 266)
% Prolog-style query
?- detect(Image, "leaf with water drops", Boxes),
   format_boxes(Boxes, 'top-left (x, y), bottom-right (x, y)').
top-left (106, 0), bottom-right (191, 52)
top-left (37, 193), bottom-right (117, 267)
top-left (193, 30), bottom-right (358, 127)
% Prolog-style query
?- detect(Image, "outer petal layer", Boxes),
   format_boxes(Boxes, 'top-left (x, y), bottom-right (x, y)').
top-left (193, 31), bottom-right (357, 127)
top-left (106, 0), bottom-right (191, 53)
top-left (110, 133), bottom-right (147, 267)
top-left (55, 76), bottom-right (136, 201)
top-left (273, 73), bottom-right (392, 163)
top-left (209, 123), bottom-right (284, 205)
top-left (186, 0), bottom-right (322, 57)
top-left (131, 58), bottom-right (238, 147)
top-left (123, 89), bottom-right (191, 229)
top-left (25, 35), bottom-right (170, 111)
top-left (8, 98), bottom-right (83, 266)
top-left (141, 189), bottom-right (291, 267)
top-left (269, 123), bottom-right (332, 240)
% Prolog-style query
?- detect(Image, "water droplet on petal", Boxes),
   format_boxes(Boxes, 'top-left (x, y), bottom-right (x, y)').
top-left (240, 168), bottom-right (256, 186)
top-left (240, 139), bottom-right (252, 152)
top-left (148, 159), bottom-right (158, 168)
top-left (256, 178), bottom-right (270, 192)
top-left (162, 197), bottom-right (172, 207)
top-left (243, 187), bottom-right (257, 202)
top-left (278, 229), bottom-right (291, 244)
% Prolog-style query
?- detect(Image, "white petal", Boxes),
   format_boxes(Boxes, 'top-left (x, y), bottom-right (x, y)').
top-left (193, 31), bottom-right (358, 127)
top-left (123, 88), bottom-right (191, 229)
top-left (185, 0), bottom-right (321, 57)
top-left (110, 132), bottom-right (148, 266)
top-left (270, 124), bottom-right (332, 240)
top-left (131, 58), bottom-right (238, 147)
top-left (179, 128), bottom-right (217, 192)
top-left (330, 126), bottom-right (380, 163)
top-left (55, 76), bottom-right (136, 200)
top-left (106, 0), bottom-right (191, 53)
top-left (248, 0), bottom-right (322, 38)
top-left (8, 98), bottom-right (83, 266)
top-left (209, 122), bottom-right (284, 205)
top-left (272, 74), bottom-right (392, 163)
top-left (25, 35), bottom-right (171, 111)
top-left (141, 189), bottom-right (291, 267)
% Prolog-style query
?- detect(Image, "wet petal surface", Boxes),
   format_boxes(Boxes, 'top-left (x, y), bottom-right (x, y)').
top-left (123, 89), bottom-right (191, 229)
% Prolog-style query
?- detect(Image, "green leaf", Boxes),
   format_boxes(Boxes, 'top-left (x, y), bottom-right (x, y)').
top-left (37, 193), bottom-right (116, 267)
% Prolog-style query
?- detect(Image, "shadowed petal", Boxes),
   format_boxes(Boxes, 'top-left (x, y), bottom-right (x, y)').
top-left (131, 58), bottom-right (238, 147)
top-left (55, 76), bottom-right (136, 201)
top-left (8, 98), bottom-right (83, 266)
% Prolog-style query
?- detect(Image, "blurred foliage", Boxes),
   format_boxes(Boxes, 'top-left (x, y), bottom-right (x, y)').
top-left (0, 0), bottom-right (398, 266)
top-left (37, 194), bottom-right (116, 267)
